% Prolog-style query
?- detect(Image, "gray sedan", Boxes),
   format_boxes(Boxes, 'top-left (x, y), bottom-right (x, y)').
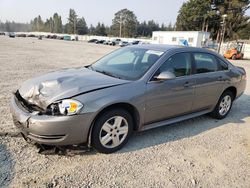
top-left (10, 45), bottom-right (246, 153)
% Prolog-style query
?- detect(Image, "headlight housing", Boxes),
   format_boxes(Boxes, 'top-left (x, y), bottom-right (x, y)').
top-left (48, 99), bottom-right (83, 116)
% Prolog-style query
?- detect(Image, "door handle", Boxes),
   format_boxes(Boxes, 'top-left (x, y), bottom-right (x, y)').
top-left (217, 76), bottom-right (224, 81)
top-left (183, 82), bottom-right (193, 88)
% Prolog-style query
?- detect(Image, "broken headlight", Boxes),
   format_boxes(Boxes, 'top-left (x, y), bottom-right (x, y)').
top-left (48, 99), bottom-right (83, 116)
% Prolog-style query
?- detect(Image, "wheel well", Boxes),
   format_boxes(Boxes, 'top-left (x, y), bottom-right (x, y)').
top-left (86, 103), bottom-right (140, 147)
top-left (88, 103), bottom-right (140, 141)
top-left (224, 86), bottom-right (237, 100)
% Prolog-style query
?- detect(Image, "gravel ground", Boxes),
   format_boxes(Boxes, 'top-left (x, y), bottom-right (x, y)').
top-left (0, 36), bottom-right (249, 188)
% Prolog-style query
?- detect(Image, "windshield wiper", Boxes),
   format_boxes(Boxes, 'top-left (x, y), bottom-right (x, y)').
top-left (95, 69), bottom-right (122, 79)
top-left (87, 65), bottom-right (95, 70)
top-left (88, 65), bottom-right (122, 79)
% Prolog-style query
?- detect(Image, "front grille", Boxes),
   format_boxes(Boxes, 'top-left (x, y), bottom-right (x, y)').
top-left (15, 90), bottom-right (43, 113)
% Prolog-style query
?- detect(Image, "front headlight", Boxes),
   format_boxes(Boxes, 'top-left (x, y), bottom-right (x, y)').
top-left (48, 99), bottom-right (83, 116)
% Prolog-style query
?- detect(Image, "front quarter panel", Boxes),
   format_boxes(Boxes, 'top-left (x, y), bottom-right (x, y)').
top-left (74, 81), bottom-right (146, 127)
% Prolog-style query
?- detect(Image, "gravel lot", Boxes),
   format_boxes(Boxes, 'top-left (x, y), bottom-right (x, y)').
top-left (0, 36), bottom-right (249, 188)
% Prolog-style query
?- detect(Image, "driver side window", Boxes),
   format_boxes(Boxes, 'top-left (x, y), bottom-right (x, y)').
top-left (157, 53), bottom-right (192, 77)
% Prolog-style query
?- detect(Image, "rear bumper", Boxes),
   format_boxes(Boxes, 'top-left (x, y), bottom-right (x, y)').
top-left (10, 96), bottom-right (94, 145)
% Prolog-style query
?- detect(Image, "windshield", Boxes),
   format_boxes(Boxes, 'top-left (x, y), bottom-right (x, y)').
top-left (90, 47), bottom-right (164, 80)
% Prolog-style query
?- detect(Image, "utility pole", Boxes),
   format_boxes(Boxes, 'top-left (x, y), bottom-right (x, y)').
top-left (202, 17), bottom-right (206, 31)
top-left (119, 15), bottom-right (122, 38)
top-left (37, 20), bottom-right (39, 32)
top-left (218, 14), bottom-right (227, 54)
top-left (205, 19), bottom-right (209, 32)
top-left (50, 19), bottom-right (52, 33)
top-left (74, 18), bottom-right (76, 34)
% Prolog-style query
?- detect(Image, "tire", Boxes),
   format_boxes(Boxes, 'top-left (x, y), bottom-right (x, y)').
top-left (241, 54), bottom-right (244, 60)
top-left (210, 90), bottom-right (234, 119)
top-left (92, 109), bottom-right (133, 154)
top-left (232, 55), bottom-right (236, 60)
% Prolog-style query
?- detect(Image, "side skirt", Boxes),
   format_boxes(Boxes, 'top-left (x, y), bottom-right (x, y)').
top-left (141, 109), bottom-right (211, 131)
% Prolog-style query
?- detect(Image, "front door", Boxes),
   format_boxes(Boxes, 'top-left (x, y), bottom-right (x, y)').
top-left (144, 52), bottom-right (195, 124)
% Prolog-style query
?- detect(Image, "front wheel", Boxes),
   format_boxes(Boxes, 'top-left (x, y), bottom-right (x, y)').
top-left (92, 109), bottom-right (133, 153)
top-left (210, 91), bottom-right (233, 119)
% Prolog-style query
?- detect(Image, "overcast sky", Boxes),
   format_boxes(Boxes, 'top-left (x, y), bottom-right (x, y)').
top-left (0, 0), bottom-right (249, 26)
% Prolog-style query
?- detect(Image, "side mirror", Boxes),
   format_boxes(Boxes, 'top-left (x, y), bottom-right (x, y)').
top-left (155, 71), bottom-right (176, 81)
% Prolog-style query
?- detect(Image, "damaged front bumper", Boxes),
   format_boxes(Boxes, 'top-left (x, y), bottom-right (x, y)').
top-left (10, 96), bottom-right (94, 146)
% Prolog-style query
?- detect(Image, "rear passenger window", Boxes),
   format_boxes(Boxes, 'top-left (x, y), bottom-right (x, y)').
top-left (217, 58), bottom-right (229, 71)
top-left (194, 53), bottom-right (218, 74)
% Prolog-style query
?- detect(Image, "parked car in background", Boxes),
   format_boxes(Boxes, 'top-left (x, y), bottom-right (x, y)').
top-left (56, 36), bottom-right (64, 40)
top-left (88, 39), bottom-right (98, 43)
top-left (9, 32), bottom-right (16, 38)
top-left (48, 35), bottom-right (57, 39)
top-left (10, 45), bottom-right (246, 154)
top-left (16, 33), bottom-right (27, 37)
top-left (103, 40), bottom-right (110, 45)
top-left (109, 39), bottom-right (121, 46)
top-left (0, 32), bottom-right (5, 35)
top-left (27, 34), bottom-right (36, 38)
top-left (64, 35), bottom-right (71, 41)
top-left (138, 41), bottom-right (150, 45)
top-left (108, 41), bottom-right (115, 46)
top-left (119, 41), bottom-right (129, 47)
top-left (72, 36), bottom-right (79, 41)
top-left (131, 40), bottom-right (140, 45)
top-left (96, 40), bottom-right (105, 44)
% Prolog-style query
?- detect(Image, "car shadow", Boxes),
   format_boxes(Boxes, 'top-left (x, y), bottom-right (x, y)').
top-left (119, 94), bottom-right (250, 153)
top-left (0, 144), bottom-right (15, 187)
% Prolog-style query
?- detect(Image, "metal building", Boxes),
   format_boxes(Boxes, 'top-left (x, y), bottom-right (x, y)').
top-left (152, 31), bottom-right (210, 48)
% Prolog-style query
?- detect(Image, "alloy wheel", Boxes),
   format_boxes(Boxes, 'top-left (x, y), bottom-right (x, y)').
top-left (99, 116), bottom-right (129, 148)
top-left (219, 95), bottom-right (232, 116)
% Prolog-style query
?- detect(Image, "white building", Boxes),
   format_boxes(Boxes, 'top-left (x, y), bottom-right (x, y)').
top-left (152, 31), bottom-right (210, 48)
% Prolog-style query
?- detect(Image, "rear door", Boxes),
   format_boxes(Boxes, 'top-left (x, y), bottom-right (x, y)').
top-left (192, 53), bottom-right (228, 111)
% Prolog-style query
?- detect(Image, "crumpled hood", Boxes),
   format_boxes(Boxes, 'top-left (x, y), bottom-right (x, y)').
top-left (18, 67), bottom-right (129, 110)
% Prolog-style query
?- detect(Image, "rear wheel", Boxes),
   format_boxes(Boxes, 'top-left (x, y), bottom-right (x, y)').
top-left (92, 109), bottom-right (133, 153)
top-left (241, 53), bottom-right (244, 60)
top-left (210, 91), bottom-right (233, 119)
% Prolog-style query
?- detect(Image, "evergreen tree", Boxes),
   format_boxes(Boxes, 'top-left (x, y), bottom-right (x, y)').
top-left (111, 9), bottom-right (138, 37)
top-left (53, 13), bottom-right (62, 33)
top-left (176, 0), bottom-right (250, 40)
top-left (94, 22), bottom-right (107, 36)
top-left (67, 9), bottom-right (78, 34)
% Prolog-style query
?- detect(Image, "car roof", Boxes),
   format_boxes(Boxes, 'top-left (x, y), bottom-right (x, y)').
top-left (128, 44), bottom-right (182, 52)
top-left (127, 44), bottom-right (221, 56)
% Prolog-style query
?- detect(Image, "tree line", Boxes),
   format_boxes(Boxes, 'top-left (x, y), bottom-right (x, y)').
top-left (0, 8), bottom-right (174, 38)
top-left (0, 1), bottom-right (249, 40)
